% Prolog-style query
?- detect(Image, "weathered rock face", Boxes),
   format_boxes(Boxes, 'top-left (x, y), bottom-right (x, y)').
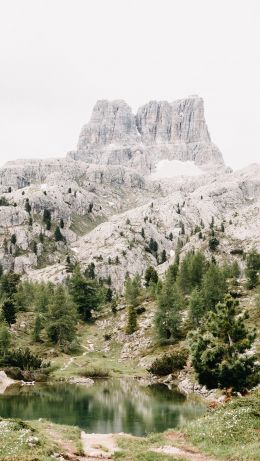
top-left (68, 95), bottom-right (224, 170)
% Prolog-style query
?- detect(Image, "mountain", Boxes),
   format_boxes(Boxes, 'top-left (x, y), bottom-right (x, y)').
top-left (68, 95), bottom-right (224, 172)
top-left (0, 96), bottom-right (259, 286)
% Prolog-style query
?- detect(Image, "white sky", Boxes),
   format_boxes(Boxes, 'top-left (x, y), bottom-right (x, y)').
top-left (0, 0), bottom-right (259, 169)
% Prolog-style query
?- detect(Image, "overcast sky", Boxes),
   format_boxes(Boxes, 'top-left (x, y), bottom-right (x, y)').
top-left (0, 0), bottom-right (259, 169)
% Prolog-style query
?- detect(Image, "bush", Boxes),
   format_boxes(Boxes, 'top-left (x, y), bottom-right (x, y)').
top-left (0, 348), bottom-right (47, 371)
top-left (79, 367), bottom-right (111, 378)
top-left (148, 347), bottom-right (189, 376)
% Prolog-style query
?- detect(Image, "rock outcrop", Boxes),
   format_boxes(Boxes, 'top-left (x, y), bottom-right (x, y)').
top-left (68, 95), bottom-right (224, 172)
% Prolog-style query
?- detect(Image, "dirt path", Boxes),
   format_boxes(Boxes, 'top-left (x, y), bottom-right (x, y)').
top-left (81, 432), bottom-right (119, 459)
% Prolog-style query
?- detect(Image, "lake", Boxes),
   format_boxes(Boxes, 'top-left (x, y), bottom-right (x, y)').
top-left (0, 379), bottom-right (205, 435)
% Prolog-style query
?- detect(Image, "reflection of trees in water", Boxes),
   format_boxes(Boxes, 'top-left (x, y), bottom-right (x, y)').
top-left (0, 380), bottom-right (204, 435)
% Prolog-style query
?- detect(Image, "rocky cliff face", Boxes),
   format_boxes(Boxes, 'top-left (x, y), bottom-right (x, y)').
top-left (68, 95), bottom-right (224, 171)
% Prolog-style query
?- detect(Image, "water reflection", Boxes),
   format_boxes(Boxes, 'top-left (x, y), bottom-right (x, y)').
top-left (0, 379), bottom-right (205, 435)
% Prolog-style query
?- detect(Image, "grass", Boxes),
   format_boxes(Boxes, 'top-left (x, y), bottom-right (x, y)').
top-left (115, 433), bottom-right (187, 461)
top-left (0, 418), bottom-right (83, 461)
top-left (69, 213), bottom-right (106, 236)
top-left (79, 365), bottom-right (111, 378)
top-left (185, 390), bottom-right (260, 460)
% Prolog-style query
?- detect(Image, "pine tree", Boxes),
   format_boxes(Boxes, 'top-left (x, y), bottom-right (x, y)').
top-left (201, 263), bottom-right (227, 311)
top-left (46, 285), bottom-right (77, 348)
top-left (144, 266), bottom-right (158, 287)
top-left (69, 267), bottom-right (103, 321)
top-left (188, 288), bottom-right (205, 327)
top-left (2, 298), bottom-right (16, 326)
top-left (208, 237), bottom-right (219, 251)
top-left (160, 249), bottom-right (167, 264)
top-left (125, 305), bottom-right (137, 334)
top-left (32, 315), bottom-right (43, 342)
top-left (43, 209), bottom-right (51, 230)
top-left (0, 322), bottom-right (11, 356)
top-left (60, 218), bottom-right (64, 229)
top-left (54, 226), bottom-right (64, 242)
top-left (155, 282), bottom-right (182, 343)
top-left (124, 275), bottom-right (141, 308)
top-left (189, 295), bottom-right (259, 391)
top-left (245, 250), bottom-right (260, 289)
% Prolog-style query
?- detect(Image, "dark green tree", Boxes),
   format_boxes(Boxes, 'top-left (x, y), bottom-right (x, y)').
top-left (189, 295), bottom-right (259, 391)
top-left (43, 209), bottom-right (51, 230)
top-left (46, 285), bottom-right (77, 348)
top-left (201, 263), bottom-right (227, 311)
top-left (54, 226), bottom-right (64, 242)
top-left (155, 282), bottom-right (182, 343)
top-left (69, 268), bottom-right (103, 321)
top-left (125, 305), bottom-right (137, 334)
top-left (209, 237), bottom-right (219, 251)
top-left (2, 298), bottom-right (16, 325)
top-left (245, 250), bottom-right (260, 289)
top-left (188, 288), bottom-right (205, 327)
top-left (144, 266), bottom-right (158, 287)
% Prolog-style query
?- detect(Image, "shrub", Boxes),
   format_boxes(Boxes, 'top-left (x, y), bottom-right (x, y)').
top-left (148, 347), bottom-right (189, 376)
top-left (79, 367), bottom-right (110, 378)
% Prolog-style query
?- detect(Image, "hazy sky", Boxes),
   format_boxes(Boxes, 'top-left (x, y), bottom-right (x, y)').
top-left (0, 0), bottom-right (259, 169)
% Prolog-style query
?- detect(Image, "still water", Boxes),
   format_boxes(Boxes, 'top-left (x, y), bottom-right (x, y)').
top-left (0, 379), bottom-right (205, 435)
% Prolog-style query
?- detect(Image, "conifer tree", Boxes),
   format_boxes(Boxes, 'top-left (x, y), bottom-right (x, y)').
top-left (46, 285), bottom-right (77, 348)
top-left (189, 294), bottom-right (259, 390)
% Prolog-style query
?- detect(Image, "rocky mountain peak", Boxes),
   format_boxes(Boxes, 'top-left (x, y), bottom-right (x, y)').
top-left (68, 95), bottom-right (224, 171)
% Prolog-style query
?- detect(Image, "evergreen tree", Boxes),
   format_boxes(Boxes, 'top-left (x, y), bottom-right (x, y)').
top-left (141, 227), bottom-right (145, 238)
top-left (46, 285), bottom-right (77, 348)
top-left (106, 287), bottom-right (113, 302)
top-left (32, 315), bottom-right (43, 342)
top-left (0, 322), bottom-right (11, 356)
top-left (2, 298), bottom-right (16, 325)
top-left (10, 234), bottom-right (17, 245)
top-left (160, 249), bottom-right (167, 264)
top-left (0, 272), bottom-right (20, 299)
top-left (54, 226), bottom-right (64, 242)
top-left (188, 288), bottom-right (205, 327)
top-left (125, 305), bottom-right (137, 334)
top-left (43, 209), bottom-right (51, 230)
top-left (169, 232), bottom-right (173, 241)
top-left (124, 275), bottom-right (141, 308)
top-left (245, 250), bottom-right (260, 289)
top-left (189, 295), bottom-right (259, 391)
top-left (155, 282), bottom-right (182, 343)
top-left (85, 262), bottom-right (96, 279)
top-left (144, 266), bottom-right (158, 287)
top-left (201, 263), bottom-right (227, 311)
top-left (69, 267), bottom-right (103, 321)
top-left (60, 218), bottom-right (64, 229)
top-left (209, 237), bottom-right (219, 251)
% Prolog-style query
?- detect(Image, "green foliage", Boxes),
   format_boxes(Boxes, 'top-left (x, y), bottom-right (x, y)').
top-left (54, 225), bottom-right (65, 242)
top-left (32, 315), bottom-right (43, 342)
top-left (85, 262), bottom-right (96, 279)
top-left (189, 294), bottom-right (259, 390)
top-left (208, 236), bottom-right (220, 251)
top-left (0, 347), bottom-right (45, 370)
top-left (245, 249), bottom-right (260, 289)
top-left (148, 347), bottom-right (188, 376)
top-left (79, 366), bottom-right (111, 378)
top-left (160, 249), bottom-right (167, 264)
top-left (0, 196), bottom-right (9, 206)
top-left (43, 208), bottom-right (51, 230)
top-left (124, 275), bottom-right (141, 308)
top-left (201, 263), bottom-right (227, 310)
top-left (69, 267), bottom-right (104, 321)
top-left (0, 272), bottom-right (20, 299)
top-left (188, 288), bottom-right (205, 328)
top-left (177, 251), bottom-right (207, 294)
top-left (10, 234), bottom-right (17, 245)
top-left (0, 322), bottom-right (11, 356)
top-left (144, 266), bottom-right (158, 287)
top-left (2, 298), bottom-right (16, 325)
top-left (46, 285), bottom-right (77, 348)
top-left (125, 305), bottom-right (137, 334)
top-left (148, 238), bottom-right (158, 254)
top-left (155, 281), bottom-right (183, 343)
top-left (186, 392), bottom-right (260, 460)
